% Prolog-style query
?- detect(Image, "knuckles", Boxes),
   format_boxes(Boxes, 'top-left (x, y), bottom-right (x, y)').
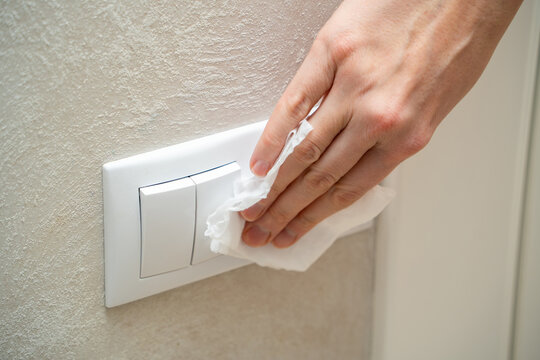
top-left (293, 138), bottom-right (323, 164)
top-left (317, 31), bottom-right (357, 64)
top-left (267, 205), bottom-right (293, 226)
top-left (279, 91), bottom-right (312, 121)
top-left (260, 131), bottom-right (283, 153)
top-left (303, 168), bottom-right (338, 194)
top-left (329, 186), bottom-right (363, 209)
top-left (365, 98), bottom-right (408, 136)
top-left (362, 96), bottom-right (433, 159)
top-left (402, 129), bottom-right (431, 156)
top-left (294, 212), bottom-right (317, 233)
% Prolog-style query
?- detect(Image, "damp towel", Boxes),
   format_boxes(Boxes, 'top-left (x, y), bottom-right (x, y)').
top-left (205, 119), bottom-right (395, 271)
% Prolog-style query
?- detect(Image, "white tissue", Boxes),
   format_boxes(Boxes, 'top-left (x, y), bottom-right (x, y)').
top-left (205, 119), bottom-right (395, 271)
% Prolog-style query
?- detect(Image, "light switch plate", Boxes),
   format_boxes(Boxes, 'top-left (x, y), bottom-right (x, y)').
top-left (103, 121), bottom-right (266, 307)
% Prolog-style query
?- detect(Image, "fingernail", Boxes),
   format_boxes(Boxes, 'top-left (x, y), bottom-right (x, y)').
top-left (251, 160), bottom-right (270, 176)
top-left (241, 203), bottom-right (265, 221)
top-left (272, 228), bottom-right (297, 248)
top-left (242, 224), bottom-right (271, 247)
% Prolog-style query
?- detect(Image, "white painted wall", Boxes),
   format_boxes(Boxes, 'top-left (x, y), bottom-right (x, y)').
top-left (372, 1), bottom-right (539, 359)
top-left (1, 1), bottom-right (380, 359)
top-left (513, 30), bottom-right (540, 359)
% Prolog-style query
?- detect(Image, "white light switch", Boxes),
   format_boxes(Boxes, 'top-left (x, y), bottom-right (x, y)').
top-left (103, 120), bottom-right (265, 307)
top-left (190, 162), bottom-right (241, 265)
top-left (139, 177), bottom-right (196, 278)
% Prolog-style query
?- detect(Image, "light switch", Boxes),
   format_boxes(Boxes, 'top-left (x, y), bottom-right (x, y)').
top-left (139, 177), bottom-right (196, 278)
top-left (190, 162), bottom-right (241, 265)
top-left (103, 119), bottom-right (267, 307)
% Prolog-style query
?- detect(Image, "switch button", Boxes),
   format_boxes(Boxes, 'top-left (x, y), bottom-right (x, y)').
top-left (139, 177), bottom-right (196, 278)
top-left (190, 162), bottom-right (241, 264)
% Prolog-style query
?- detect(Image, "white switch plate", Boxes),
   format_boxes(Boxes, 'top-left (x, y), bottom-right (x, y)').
top-left (103, 121), bottom-right (266, 307)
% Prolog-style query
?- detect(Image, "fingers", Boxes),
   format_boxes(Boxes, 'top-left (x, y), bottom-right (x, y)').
top-left (241, 120), bottom-right (376, 247)
top-left (241, 93), bottom-right (349, 222)
top-left (271, 148), bottom-right (396, 248)
top-left (250, 41), bottom-right (336, 176)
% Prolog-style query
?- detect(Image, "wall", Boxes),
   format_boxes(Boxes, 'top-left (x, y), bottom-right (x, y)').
top-left (513, 24), bottom-right (540, 359)
top-left (0, 1), bottom-right (376, 359)
top-left (372, 1), bottom-right (539, 359)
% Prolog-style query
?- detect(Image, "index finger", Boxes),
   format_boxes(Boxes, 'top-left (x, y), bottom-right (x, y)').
top-left (250, 40), bottom-right (336, 176)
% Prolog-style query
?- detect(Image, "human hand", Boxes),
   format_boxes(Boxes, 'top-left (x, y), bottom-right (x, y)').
top-left (241, 0), bottom-right (522, 248)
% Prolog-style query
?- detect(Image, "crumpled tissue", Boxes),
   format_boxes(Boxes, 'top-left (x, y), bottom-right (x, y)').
top-left (205, 119), bottom-right (395, 271)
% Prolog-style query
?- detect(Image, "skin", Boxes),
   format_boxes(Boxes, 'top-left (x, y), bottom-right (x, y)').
top-left (241, 0), bottom-right (524, 248)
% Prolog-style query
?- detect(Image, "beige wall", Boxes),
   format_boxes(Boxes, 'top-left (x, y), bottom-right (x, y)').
top-left (513, 17), bottom-right (540, 358)
top-left (372, 2), bottom-right (539, 359)
top-left (0, 1), bottom-right (376, 359)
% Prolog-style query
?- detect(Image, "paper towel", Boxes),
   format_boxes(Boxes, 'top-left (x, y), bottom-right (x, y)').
top-left (205, 119), bottom-right (395, 271)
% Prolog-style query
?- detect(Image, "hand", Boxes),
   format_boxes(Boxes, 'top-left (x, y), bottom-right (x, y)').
top-left (241, 0), bottom-right (522, 248)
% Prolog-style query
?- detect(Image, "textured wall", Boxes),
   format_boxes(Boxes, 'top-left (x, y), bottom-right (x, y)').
top-left (0, 1), bottom-right (376, 359)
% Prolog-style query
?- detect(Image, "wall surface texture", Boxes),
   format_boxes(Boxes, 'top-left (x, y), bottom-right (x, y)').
top-left (0, 1), bottom-right (377, 359)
